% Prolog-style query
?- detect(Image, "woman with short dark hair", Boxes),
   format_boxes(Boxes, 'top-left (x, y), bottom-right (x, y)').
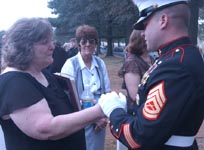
top-left (61, 24), bottom-right (111, 150)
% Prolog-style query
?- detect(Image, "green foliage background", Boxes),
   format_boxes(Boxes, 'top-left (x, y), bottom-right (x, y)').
top-left (0, 0), bottom-right (204, 55)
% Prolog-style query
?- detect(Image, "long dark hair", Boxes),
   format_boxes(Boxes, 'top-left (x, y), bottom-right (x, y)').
top-left (125, 30), bottom-right (147, 56)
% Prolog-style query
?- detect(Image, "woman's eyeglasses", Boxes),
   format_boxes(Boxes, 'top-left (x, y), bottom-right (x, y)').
top-left (80, 39), bottom-right (96, 45)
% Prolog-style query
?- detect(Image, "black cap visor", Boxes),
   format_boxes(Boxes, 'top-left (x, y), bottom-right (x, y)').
top-left (133, 1), bottom-right (187, 30)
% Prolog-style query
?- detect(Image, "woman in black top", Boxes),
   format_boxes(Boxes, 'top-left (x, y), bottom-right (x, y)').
top-left (0, 18), bottom-right (104, 150)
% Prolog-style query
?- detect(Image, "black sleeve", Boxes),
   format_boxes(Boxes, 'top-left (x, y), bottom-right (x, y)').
top-left (0, 75), bottom-right (43, 116)
top-left (109, 63), bottom-right (195, 149)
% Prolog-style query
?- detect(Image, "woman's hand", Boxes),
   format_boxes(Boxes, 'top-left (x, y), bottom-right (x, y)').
top-left (94, 117), bottom-right (108, 132)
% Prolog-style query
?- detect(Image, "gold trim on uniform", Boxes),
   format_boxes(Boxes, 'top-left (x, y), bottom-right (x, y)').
top-left (141, 72), bottom-right (149, 85)
top-left (123, 124), bottom-right (141, 149)
top-left (136, 94), bottom-right (140, 105)
top-left (141, 63), bottom-right (158, 85)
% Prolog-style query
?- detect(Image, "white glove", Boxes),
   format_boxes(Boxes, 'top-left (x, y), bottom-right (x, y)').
top-left (98, 91), bottom-right (127, 117)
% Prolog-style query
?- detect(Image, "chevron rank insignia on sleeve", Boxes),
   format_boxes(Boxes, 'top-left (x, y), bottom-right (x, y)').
top-left (142, 81), bottom-right (167, 120)
top-left (123, 124), bottom-right (141, 149)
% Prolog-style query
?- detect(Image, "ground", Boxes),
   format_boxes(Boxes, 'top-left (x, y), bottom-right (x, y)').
top-left (102, 55), bottom-right (204, 150)
top-left (103, 55), bottom-right (124, 150)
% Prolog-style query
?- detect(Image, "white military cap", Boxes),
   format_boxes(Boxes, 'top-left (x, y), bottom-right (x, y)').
top-left (132, 0), bottom-right (189, 30)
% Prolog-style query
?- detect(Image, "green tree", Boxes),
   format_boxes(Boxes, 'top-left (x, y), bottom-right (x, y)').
top-left (48, 0), bottom-right (90, 42)
top-left (188, 0), bottom-right (204, 45)
top-left (47, 0), bottom-right (203, 52)
top-left (198, 1), bottom-right (204, 41)
top-left (85, 0), bottom-right (138, 56)
top-left (48, 0), bottom-right (138, 56)
top-left (0, 30), bottom-right (6, 48)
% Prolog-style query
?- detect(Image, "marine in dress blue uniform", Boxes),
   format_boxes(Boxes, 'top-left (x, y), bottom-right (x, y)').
top-left (99, 0), bottom-right (204, 150)
top-left (109, 36), bottom-right (204, 150)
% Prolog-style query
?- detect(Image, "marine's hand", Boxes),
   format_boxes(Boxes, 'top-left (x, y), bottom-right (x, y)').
top-left (119, 92), bottom-right (126, 103)
top-left (98, 91), bottom-right (127, 117)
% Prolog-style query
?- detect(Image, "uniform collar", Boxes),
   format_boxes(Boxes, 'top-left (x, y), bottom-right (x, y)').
top-left (157, 36), bottom-right (192, 56)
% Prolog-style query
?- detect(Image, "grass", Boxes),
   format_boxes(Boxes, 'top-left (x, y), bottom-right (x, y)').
top-left (102, 55), bottom-right (125, 93)
top-left (100, 55), bottom-right (125, 150)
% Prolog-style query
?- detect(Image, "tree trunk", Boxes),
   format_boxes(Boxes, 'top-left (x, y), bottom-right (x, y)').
top-left (106, 37), bottom-right (113, 56)
top-left (188, 0), bottom-right (199, 45)
top-left (106, 18), bottom-right (113, 56)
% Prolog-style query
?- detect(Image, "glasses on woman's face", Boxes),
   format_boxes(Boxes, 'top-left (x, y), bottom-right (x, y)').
top-left (80, 39), bottom-right (96, 46)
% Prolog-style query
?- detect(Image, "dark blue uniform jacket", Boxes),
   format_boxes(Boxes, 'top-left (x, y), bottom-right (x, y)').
top-left (109, 37), bottom-right (204, 150)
